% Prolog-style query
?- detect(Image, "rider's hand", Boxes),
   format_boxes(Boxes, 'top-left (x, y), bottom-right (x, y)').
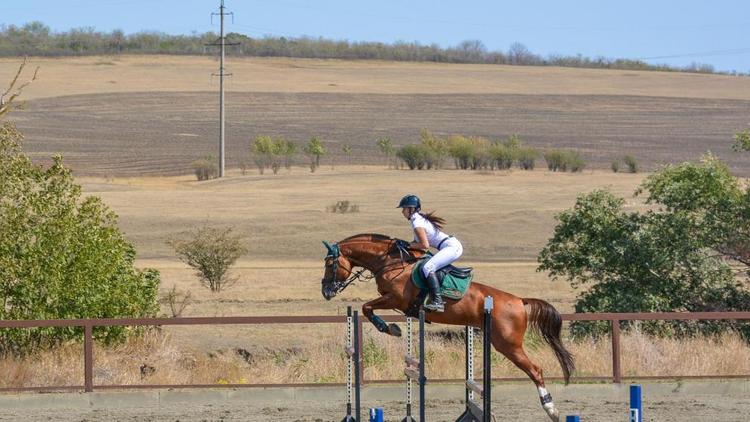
top-left (395, 239), bottom-right (410, 250)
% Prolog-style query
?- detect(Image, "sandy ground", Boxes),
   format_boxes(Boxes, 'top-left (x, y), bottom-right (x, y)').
top-left (1, 382), bottom-right (749, 421)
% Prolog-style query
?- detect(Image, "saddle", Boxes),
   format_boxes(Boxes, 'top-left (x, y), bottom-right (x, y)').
top-left (406, 257), bottom-right (474, 317)
top-left (436, 264), bottom-right (473, 283)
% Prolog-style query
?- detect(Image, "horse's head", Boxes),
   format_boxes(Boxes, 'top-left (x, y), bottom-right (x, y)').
top-left (320, 240), bottom-right (354, 300)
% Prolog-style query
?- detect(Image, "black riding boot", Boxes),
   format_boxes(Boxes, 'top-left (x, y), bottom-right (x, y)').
top-left (424, 272), bottom-right (445, 312)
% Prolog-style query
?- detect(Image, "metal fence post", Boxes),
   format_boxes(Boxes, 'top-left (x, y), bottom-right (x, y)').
top-left (357, 316), bottom-right (365, 385)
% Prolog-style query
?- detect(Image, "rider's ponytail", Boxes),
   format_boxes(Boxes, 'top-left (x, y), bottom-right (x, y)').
top-left (419, 211), bottom-right (446, 230)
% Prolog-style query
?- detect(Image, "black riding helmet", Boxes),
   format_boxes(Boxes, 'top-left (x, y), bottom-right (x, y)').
top-left (397, 194), bottom-right (421, 211)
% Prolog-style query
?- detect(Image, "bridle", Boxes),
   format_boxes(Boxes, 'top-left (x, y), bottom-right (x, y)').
top-left (322, 241), bottom-right (372, 295)
top-left (322, 239), bottom-right (415, 296)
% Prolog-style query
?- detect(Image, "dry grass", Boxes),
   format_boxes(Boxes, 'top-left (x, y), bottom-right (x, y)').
top-left (2, 326), bottom-right (748, 389)
top-left (2, 55), bottom-right (750, 100)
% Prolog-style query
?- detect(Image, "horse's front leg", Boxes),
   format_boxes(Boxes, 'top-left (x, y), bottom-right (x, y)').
top-left (362, 294), bottom-right (403, 337)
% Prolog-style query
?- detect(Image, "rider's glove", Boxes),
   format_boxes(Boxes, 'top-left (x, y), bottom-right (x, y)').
top-left (395, 239), bottom-right (410, 250)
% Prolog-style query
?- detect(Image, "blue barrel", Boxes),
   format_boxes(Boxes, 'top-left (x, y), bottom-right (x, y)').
top-left (369, 407), bottom-right (384, 422)
top-left (630, 384), bottom-right (642, 422)
top-left (566, 416), bottom-right (581, 422)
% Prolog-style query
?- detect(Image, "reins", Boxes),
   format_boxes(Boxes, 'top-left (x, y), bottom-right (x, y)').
top-left (324, 238), bottom-right (420, 295)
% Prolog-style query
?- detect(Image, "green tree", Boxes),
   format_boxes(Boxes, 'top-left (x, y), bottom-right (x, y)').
top-left (0, 122), bottom-right (159, 356)
top-left (538, 154), bottom-right (750, 340)
top-left (251, 135), bottom-right (274, 175)
top-left (376, 137), bottom-right (395, 168)
top-left (279, 138), bottom-right (297, 170)
top-left (304, 136), bottom-right (326, 172)
top-left (447, 135), bottom-right (474, 170)
top-left (419, 128), bottom-right (447, 169)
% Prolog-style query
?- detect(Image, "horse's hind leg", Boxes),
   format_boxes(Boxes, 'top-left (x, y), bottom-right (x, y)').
top-left (492, 323), bottom-right (560, 421)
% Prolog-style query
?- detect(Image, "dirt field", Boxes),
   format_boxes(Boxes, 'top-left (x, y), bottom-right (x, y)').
top-left (14, 91), bottom-right (750, 176)
top-left (2, 55), bottom-right (749, 176)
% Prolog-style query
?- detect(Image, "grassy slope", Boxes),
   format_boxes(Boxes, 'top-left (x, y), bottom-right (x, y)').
top-left (1, 55), bottom-right (750, 99)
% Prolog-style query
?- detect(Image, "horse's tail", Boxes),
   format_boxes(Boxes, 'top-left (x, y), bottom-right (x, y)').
top-left (522, 297), bottom-right (575, 384)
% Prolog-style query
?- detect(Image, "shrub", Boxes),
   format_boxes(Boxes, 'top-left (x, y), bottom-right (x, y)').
top-left (192, 155), bottom-right (218, 181)
top-left (568, 151), bottom-right (586, 172)
top-left (545, 149), bottom-right (585, 172)
top-left (159, 285), bottom-right (192, 318)
top-left (623, 155), bottom-right (639, 173)
top-left (544, 149), bottom-right (565, 171)
top-left (419, 128), bottom-right (447, 169)
top-left (489, 143), bottom-right (514, 169)
top-left (239, 159), bottom-right (249, 175)
top-left (396, 144), bottom-right (428, 170)
top-left (447, 135), bottom-right (474, 170)
top-left (0, 122), bottom-right (160, 355)
top-left (516, 147), bottom-right (539, 170)
top-left (732, 130), bottom-right (750, 152)
top-left (611, 159), bottom-right (620, 173)
top-left (469, 137), bottom-right (491, 170)
top-left (169, 226), bottom-right (247, 293)
top-left (362, 338), bottom-right (388, 370)
top-left (327, 200), bottom-right (360, 213)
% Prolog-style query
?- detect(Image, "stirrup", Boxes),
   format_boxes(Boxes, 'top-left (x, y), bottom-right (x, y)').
top-left (424, 299), bottom-right (445, 312)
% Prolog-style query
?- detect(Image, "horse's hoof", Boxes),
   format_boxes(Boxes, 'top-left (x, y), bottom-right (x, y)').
top-left (387, 323), bottom-right (402, 337)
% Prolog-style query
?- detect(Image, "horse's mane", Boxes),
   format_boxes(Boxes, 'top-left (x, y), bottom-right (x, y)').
top-left (340, 233), bottom-right (393, 243)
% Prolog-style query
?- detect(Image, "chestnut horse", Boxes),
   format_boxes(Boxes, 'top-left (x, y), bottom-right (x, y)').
top-left (320, 233), bottom-right (574, 422)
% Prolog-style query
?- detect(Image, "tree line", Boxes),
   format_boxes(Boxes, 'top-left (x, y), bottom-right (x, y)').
top-left (2, 22), bottom-right (746, 75)
top-left (192, 130), bottom-right (646, 180)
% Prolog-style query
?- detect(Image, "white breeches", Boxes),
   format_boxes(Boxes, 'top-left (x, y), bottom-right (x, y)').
top-left (422, 237), bottom-right (463, 277)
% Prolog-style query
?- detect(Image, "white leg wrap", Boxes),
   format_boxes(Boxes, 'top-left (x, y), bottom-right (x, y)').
top-left (538, 386), bottom-right (560, 422)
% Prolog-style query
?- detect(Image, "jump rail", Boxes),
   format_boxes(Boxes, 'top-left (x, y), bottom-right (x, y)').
top-left (342, 306), bottom-right (361, 422)
top-left (0, 311), bottom-right (749, 392)
top-left (402, 309), bottom-right (426, 422)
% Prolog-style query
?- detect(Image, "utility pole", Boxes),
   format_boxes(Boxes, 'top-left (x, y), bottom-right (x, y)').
top-left (207, 0), bottom-right (238, 178)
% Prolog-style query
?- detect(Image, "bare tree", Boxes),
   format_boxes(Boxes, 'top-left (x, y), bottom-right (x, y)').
top-left (0, 57), bottom-right (39, 118)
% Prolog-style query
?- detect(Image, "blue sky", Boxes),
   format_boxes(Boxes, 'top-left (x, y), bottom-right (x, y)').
top-left (3, 0), bottom-right (750, 72)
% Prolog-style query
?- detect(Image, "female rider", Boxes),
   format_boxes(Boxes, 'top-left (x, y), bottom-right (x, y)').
top-left (397, 194), bottom-right (463, 312)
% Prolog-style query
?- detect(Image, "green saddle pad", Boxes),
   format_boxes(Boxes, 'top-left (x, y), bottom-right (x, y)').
top-left (411, 258), bottom-right (473, 300)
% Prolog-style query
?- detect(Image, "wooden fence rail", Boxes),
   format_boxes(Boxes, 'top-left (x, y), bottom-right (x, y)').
top-left (0, 311), bottom-right (749, 392)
